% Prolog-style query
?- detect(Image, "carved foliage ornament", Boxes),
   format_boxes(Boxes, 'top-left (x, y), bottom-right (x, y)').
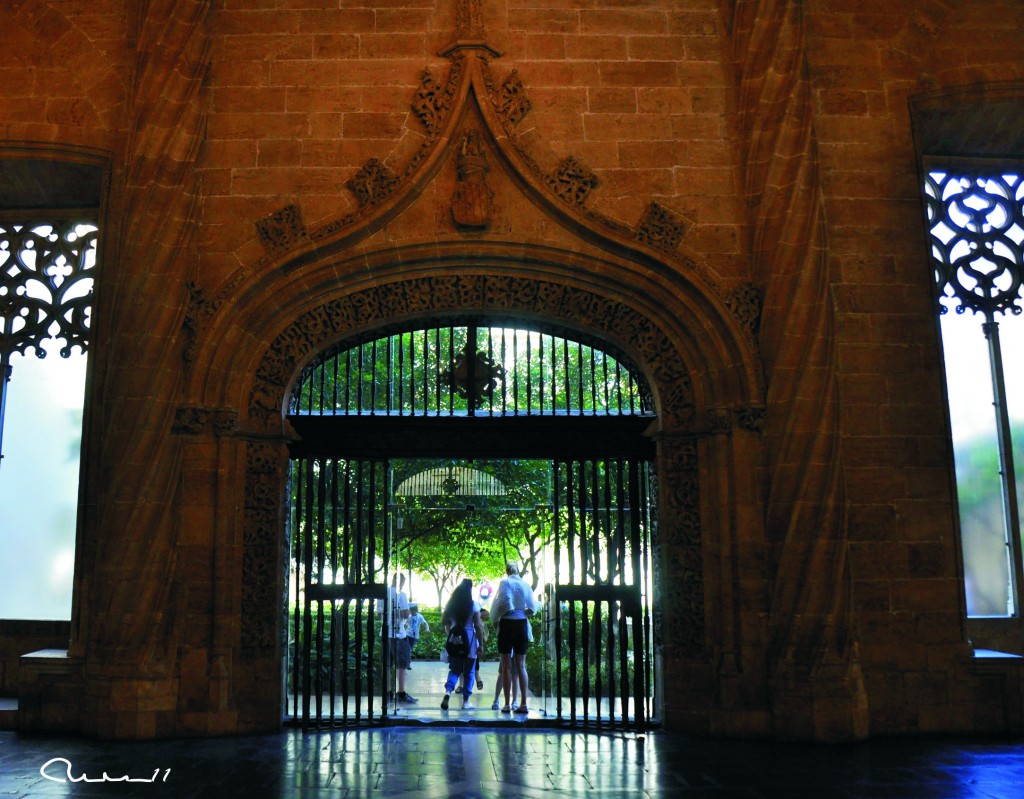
top-left (636, 201), bottom-right (691, 254)
top-left (346, 158), bottom-right (400, 208)
top-left (726, 281), bottom-right (762, 336)
top-left (255, 204), bottom-right (308, 254)
top-left (413, 68), bottom-right (450, 139)
top-left (547, 156), bottom-right (600, 207)
top-left (495, 69), bottom-right (531, 127)
top-left (455, 0), bottom-right (484, 37)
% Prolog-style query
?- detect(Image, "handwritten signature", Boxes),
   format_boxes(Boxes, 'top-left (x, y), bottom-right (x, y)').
top-left (40, 757), bottom-right (171, 784)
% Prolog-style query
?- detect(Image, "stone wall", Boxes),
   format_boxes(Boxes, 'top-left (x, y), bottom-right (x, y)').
top-left (0, 0), bottom-right (1022, 740)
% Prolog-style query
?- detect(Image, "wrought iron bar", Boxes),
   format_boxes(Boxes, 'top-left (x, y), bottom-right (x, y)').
top-left (983, 320), bottom-right (1024, 614)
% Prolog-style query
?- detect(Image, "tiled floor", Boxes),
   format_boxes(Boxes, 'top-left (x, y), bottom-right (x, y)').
top-left (3, 662), bottom-right (1024, 798)
top-left (3, 725), bottom-right (1024, 798)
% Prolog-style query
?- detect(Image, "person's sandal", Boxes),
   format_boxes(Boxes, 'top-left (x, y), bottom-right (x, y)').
top-left (500, 705), bottom-right (511, 713)
top-left (440, 694), bottom-right (450, 710)
top-left (514, 705), bottom-right (528, 714)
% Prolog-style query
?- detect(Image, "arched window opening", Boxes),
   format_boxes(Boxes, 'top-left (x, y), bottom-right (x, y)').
top-left (292, 321), bottom-right (653, 418)
top-left (925, 164), bottom-right (1024, 617)
top-left (0, 219), bottom-right (97, 620)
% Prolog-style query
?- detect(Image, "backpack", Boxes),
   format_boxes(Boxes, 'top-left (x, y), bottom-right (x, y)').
top-left (445, 627), bottom-right (469, 658)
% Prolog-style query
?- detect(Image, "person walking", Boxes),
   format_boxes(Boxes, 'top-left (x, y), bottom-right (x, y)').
top-left (440, 579), bottom-right (486, 710)
top-left (489, 561), bottom-right (538, 714)
top-left (406, 603), bottom-right (430, 666)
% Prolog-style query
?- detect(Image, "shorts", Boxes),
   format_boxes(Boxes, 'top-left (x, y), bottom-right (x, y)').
top-left (497, 618), bottom-right (530, 655)
top-left (389, 637), bottom-right (412, 669)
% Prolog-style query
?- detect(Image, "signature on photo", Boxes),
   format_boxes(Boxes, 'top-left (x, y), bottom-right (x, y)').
top-left (40, 758), bottom-right (171, 784)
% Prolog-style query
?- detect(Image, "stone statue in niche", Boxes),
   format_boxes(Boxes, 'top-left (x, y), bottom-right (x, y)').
top-left (451, 130), bottom-right (493, 230)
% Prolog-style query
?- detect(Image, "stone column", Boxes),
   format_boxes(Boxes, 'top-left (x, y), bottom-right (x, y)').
top-left (78, 0), bottom-right (212, 739)
top-left (730, 0), bottom-right (868, 741)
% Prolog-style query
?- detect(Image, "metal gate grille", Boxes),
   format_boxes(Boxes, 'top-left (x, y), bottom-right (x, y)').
top-left (286, 320), bottom-right (657, 729)
top-left (287, 457), bottom-right (392, 727)
top-left (547, 458), bottom-right (654, 729)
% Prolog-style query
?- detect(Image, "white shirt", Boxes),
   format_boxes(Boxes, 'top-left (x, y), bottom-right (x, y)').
top-left (377, 586), bottom-right (409, 639)
top-left (490, 574), bottom-right (537, 623)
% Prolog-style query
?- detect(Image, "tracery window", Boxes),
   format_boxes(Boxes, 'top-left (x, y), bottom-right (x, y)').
top-left (925, 165), bottom-right (1024, 617)
top-left (0, 220), bottom-right (96, 619)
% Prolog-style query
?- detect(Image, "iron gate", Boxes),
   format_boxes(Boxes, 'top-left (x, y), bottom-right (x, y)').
top-left (286, 457), bottom-right (396, 727)
top-left (285, 321), bottom-right (657, 729)
top-left (547, 458), bottom-right (654, 729)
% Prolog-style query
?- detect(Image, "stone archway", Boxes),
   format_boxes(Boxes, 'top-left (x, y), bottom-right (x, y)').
top-left (235, 273), bottom-right (715, 721)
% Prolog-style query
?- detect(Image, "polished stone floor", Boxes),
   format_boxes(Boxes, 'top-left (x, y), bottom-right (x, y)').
top-left (3, 725), bottom-right (1024, 798)
top-left (4, 663), bottom-right (1024, 798)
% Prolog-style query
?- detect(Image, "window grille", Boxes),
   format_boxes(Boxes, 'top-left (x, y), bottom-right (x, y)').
top-left (924, 165), bottom-right (1024, 616)
top-left (0, 219), bottom-right (96, 619)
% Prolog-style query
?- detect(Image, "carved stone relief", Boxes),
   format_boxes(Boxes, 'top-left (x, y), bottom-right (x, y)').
top-left (726, 281), bottom-right (762, 337)
top-left (241, 441), bottom-right (287, 656)
top-left (737, 405), bottom-right (766, 432)
top-left (451, 129), bottom-right (493, 230)
top-left (346, 158), bottom-right (400, 208)
top-left (636, 201), bottom-right (692, 253)
top-left (494, 69), bottom-right (531, 127)
top-left (657, 437), bottom-right (704, 657)
top-left (547, 156), bottom-right (599, 207)
top-left (255, 204), bottom-right (308, 254)
top-left (412, 68), bottom-right (451, 139)
top-left (171, 405), bottom-right (239, 436)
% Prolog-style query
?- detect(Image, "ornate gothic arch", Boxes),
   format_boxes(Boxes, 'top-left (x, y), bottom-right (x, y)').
top-left (223, 264), bottom-right (754, 662)
top-left (174, 10), bottom-right (766, 725)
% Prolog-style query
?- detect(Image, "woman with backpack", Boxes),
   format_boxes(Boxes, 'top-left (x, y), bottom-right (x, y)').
top-left (440, 578), bottom-right (486, 710)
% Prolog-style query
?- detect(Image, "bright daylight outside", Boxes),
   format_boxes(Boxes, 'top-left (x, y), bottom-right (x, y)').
top-left (929, 170), bottom-right (1024, 617)
top-left (0, 222), bottom-right (94, 620)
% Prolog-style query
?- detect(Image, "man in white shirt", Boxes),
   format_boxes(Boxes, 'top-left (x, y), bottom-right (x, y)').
top-left (489, 561), bottom-right (537, 714)
top-left (379, 573), bottom-right (417, 703)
